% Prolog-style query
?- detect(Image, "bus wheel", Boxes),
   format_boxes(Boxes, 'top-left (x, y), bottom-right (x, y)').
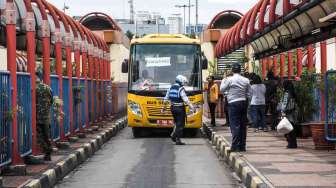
top-left (185, 128), bottom-right (199, 137)
top-left (132, 128), bottom-right (142, 138)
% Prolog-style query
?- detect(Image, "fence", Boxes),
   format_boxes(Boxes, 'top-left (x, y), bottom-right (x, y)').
top-left (80, 79), bottom-right (86, 128)
top-left (93, 81), bottom-right (98, 121)
top-left (62, 77), bottom-right (70, 136)
top-left (72, 78), bottom-right (80, 132)
top-left (106, 81), bottom-right (112, 115)
top-left (17, 73), bottom-right (32, 157)
top-left (88, 79), bottom-right (93, 123)
top-left (50, 75), bottom-right (60, 141)
top-left (0, 72), bottom-right (12, 167)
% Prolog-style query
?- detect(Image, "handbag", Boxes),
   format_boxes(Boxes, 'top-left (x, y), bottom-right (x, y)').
top-left (277, 117), bottom-right (294, 134)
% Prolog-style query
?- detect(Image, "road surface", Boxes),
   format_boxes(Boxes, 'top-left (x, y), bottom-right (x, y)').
top-left (56, 128), bottom-right (240, 188)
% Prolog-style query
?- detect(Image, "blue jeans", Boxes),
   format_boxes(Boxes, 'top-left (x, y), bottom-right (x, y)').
top-left (250, 105), bottom-right (266, 129)
top-left (228, 101), bottom-right (248, 150)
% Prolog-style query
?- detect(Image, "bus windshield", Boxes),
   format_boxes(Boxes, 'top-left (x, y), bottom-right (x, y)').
top-left (130, 44), bottom-right (202, 92)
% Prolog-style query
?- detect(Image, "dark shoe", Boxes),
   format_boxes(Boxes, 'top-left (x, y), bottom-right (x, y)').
top-left (171, 136), bottom-right (176, 142)
top-left (287, 145), bottom-right (298, 149)
top-left (44, 155), bottom-right (51, 161)
top-left (239, 148), bottom-right (246, 152)
top-left (176, 142), bottom-right (186, 145)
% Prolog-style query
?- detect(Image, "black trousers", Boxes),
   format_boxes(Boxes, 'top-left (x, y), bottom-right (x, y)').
top-left (208, 102), bottom-right (217, 126)
top-left (228, 101), bottom-right (248, 150)
top-left (37, 123), bottom-right (52, 155)
top-left (171, 105), bottom-right (186, 139)
top-left (285, 122), bottom-right (298, 148)
top-left (224, 97), bottom-right (230, 126)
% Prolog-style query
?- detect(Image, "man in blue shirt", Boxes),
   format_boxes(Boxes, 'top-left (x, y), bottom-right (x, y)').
top-left (163, 75), bottom-right (194, 145)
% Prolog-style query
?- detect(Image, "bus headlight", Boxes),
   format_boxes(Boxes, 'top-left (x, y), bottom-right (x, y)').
top-left (187, 102), bottom-right (203, 117)
top-left (128, 101), bottom-right (142, 117)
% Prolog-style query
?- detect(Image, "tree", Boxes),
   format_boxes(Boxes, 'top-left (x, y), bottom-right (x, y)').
top-left (125, 30), bottom-right (134, 40)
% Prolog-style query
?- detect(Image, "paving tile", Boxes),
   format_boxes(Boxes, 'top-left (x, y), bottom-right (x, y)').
top-left (266, 174), bottom-right (336, 187)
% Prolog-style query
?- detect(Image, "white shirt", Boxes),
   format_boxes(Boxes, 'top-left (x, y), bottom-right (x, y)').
top-left (220, 74), bottom-right (251, 104)
top-left (250, 84), bottom-right (266, 105)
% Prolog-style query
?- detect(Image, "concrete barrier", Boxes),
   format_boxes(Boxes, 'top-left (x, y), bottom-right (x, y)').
top-left (20, 117), bottom-right (127, 188)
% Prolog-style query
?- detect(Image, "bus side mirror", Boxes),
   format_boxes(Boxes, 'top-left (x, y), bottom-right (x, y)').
top-left (122, 59), bottom-right (129, 73)
top-left (202, 56), bottom-right (208, 70)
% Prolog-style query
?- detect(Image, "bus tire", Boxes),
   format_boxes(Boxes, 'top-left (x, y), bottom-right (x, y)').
top-left (184, 128), bottom-right (199, 137)
top-left (132, 127), bottom-right (142, 138)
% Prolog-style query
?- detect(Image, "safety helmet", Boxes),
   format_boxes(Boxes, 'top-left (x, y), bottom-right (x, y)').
top-left (231, 63), bottom-right (241, 73)
top-left (175, 75), bottom-right (188, 86)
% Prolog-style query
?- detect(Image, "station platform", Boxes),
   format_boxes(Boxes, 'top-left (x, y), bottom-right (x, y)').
top-left (203, 117), bottom-right (336, 188)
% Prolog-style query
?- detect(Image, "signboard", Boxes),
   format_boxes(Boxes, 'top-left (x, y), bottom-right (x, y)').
top-left (145, 57), bottom-right (171, 67)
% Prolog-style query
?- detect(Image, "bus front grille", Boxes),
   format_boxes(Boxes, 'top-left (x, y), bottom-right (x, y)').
top-left (146, 106), bottom-right (172, 117)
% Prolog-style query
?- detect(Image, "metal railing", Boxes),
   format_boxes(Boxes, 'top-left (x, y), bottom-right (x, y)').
top-left (0, 72), bottom-right (12, 167)
top-left (88, 79), bottom-right (93, 123)
top-left (17, 73), bottom-right (32, 157)
top-left (72, 78), bottom-right (80, 132)
top-left (50, 75), bottom-right (60, 141)
top-left (324, 70), bottom-right (336, 141)
top-left (80, 79), bottom-right (86, 128)
top-left (62, 77), bottom-right (70, 136)
top-left (93, 81), bottom-right (98, 121)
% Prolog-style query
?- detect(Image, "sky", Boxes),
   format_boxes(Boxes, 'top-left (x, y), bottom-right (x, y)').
top-left (47, 0), bottom-right (258, 24)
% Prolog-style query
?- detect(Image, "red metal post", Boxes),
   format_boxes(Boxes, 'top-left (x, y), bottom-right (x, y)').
top-left (320, 41), bottom-right (327, 121)
top-left (89, 46), bottom-right (95, 123)
top-left (262, 59), bottom-right (267, 80)
top-left (55, 30), bottom-right (65, 140)
top-left (280, 54), bottom-right (285, 78)
top-left (296, 48), bottom-right (303, 77)
top-left (273, 55), bottom-right (278, 77)
top-left (65, 34), bottom-right (74, 135)
top-left (74, 39), bottom-right (82, 132)
top-left (25, 9), bottom-right (41, 155)
top-left (287, 51), bottom-right (293, 79)
top-left (307, 44), bottom-right (314, 73)
top-left (82, 45), bottom-right (89, 127)
top-left (6, 1), bottom-right (23, 164)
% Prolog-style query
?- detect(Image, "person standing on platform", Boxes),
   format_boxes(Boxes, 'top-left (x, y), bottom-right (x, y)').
top-left (250, 75), bottom-right (267, 132)
top-left (36, 70), bottom-right (54, 161)
top-left (220, 63), bottom-right (251, 152)
top-left (206, 76), bottom-right (219, 126)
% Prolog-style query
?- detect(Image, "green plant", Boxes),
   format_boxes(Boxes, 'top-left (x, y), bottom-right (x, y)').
top-left (294, 73), bottom-right (319, 123)
top-left (52, 96), bottom-right (64, 123)
top-left (320, 73), bottom-right (336, 121)
top-left (207, 60), bottom-right (217, 76)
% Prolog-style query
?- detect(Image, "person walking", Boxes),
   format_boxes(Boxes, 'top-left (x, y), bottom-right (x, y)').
top-left (220, 63), bottom-right (251, 152)
top-left (279, 80), bottom-right (298, 149)
top-left (250, 75), bottom-right (267, 132)
top-left (206, 76), bottom-right (219, 126)
top-left (163, 75), bottom-right (195, 145)
top-left (36, 70), bottom-right (54, 161)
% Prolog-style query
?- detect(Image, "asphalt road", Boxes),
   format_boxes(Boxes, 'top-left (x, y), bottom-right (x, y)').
top-left (56, 128), bottom-right (240, 188)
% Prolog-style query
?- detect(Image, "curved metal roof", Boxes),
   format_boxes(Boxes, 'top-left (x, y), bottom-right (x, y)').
top-left (79, 12), bottom-right (122, 31)
top-left (215, 0), bottom-right (336, 59)
top-left (0, 0), bottom-right (109, 55)
top-left (208, 10), bottom-right (243, 29)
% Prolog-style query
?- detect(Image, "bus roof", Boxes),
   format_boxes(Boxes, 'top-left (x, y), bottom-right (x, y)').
top-left (130, 34), bottom-right (200, 45)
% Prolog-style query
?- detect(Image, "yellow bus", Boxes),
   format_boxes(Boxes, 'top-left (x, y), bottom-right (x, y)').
top-left (122, 34), bottom-right (208, 137)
